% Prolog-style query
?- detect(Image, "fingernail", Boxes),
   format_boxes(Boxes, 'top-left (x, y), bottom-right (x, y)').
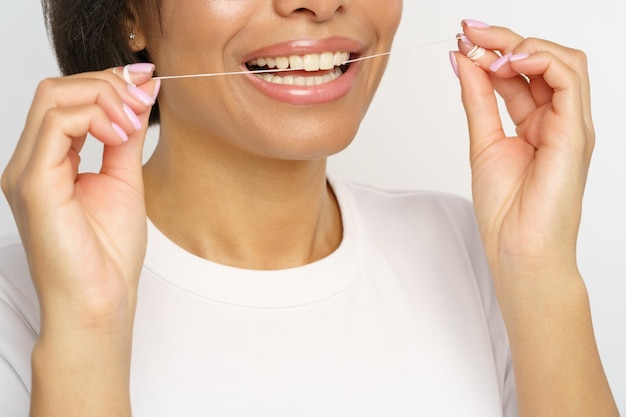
top-left (462, 19), bottom-right (490, 29)
top-left (509, 53), bottom-right (530, 63)
top-left (449, 51), bottom-right (459, 78)
top-left (456, 33), bottom-right (473, 46)
top-left (152, 79), bottom-right (161, 101)
top-left (112, 122), bottom-right (129, 142)
top-left (122, 103), bottom-right (142, 130)
top-left (127, 84), bottom-right (155, 106)
top-left (126, 63), bottom-right (155, 74)
top-left (489, 53), bottom-right (512, 72)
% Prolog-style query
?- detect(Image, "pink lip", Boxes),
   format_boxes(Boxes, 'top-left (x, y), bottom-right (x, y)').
top-left (242, 37), bottom-right (364, 106)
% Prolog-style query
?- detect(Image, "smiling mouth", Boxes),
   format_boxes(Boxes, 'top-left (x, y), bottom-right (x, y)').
top-left (245, 51), bottom-right (355, 86)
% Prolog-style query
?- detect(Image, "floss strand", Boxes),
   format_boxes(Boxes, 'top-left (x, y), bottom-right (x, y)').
top-left (153, 37), bottom-right (460, 81)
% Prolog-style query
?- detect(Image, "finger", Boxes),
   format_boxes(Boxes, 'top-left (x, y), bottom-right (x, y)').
top-left (111, 64), bottom-right (161, 111)
top-left (457, 34), bottom-right (537, 126)
top-left (100, 107), bottom-right (153, 191)
top-left (36, 104), bottom-right (130, 165)
top-left (4, 105), bottom-right (129, 212)
top-left (21, 79), bottom-right (134, 143)
top-left (104, 65), bottom-right (161, 188)
top-left (97, 65), bottom-right (160, 128)
top-left (508, 52), bottom-right (590, 155)
top-left (11, 75), bottom-right (155, 174)
top-left (51, 68), bottom-right (156, 114)
top-left (461, 20), bottom-right (525, 58)
top-left (461, 24), bottom-right (592, 133)
top-left (111, 63), bottom-right (156, 88)
top-left (452, 51), bottom-right (506, 161)
top-left (506, 39), bottom-right (593, 138)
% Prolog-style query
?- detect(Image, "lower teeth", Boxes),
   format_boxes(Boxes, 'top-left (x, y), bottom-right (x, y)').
top-left (255, 67), bottom-right (344, 86)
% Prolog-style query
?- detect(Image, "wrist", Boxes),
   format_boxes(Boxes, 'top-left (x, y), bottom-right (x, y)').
top-left (491, 262), bottom-right (587, 313)
top-left (484, 238), bottom-right (580, 290)
top-left (31, 326), bottom-right (134, 417)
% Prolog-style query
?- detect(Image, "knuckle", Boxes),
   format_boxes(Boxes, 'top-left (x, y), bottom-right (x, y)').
top-left (2, 165), bottom-right (32, 206)
top-left (41, 107), bottom-right (65, 129)
top-left (0, 167), bottom-right (12, 199)
top-left (34, 77), bottom-right (61, 100)
top-left (571, 48), bottom-right (588, 67)
top-left (521, 37), bottom-right (542, 49)
top-left (1, 158), bottom-right (21, 202)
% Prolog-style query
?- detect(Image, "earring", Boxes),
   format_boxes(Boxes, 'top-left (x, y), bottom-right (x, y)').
top-left (129, 32), bottom-right (136, 41)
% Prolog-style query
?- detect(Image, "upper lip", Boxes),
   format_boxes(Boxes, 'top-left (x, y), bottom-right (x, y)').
top-left (241, 36), bottom-right (363, 66)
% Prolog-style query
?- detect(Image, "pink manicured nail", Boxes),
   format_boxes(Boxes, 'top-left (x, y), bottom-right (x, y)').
top-left (152, 79), bottom-right (162, 101)
top-left (489, 53), bottom-right (512, 72)
top-left (112, 122), bottom-right (129, 142)
top-left (509, 53), bottom-right (530, 63)
top-left (462, 19), bottom-right (490, 29)
top-left (127, 84), bottom-right (155, 106)
top-left (126, 63), bottom-right (155, 74)
top-left (457, 33), bottom-right (473, 46)
top-left (449, 51), bottom-right (459, 78)
top-left (123, 103), bottom-right (142, 130)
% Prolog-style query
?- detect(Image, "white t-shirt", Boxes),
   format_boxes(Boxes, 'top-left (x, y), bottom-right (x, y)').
top-left (0, 173), bottom-right (517, 416)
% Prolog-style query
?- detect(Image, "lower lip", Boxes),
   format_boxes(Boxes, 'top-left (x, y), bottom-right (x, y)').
top-left (244, 62), bottom-right (360, 106)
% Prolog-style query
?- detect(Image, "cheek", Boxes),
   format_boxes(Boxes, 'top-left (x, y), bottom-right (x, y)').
top-left (149, 0), bottom-right (256, 73)
top-left (372, 0), bottom-right (403, 39)
top-left (205, 0), bottom-right (252, 19)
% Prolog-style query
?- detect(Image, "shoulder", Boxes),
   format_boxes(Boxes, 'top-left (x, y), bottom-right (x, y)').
top-left (329, 172), bottom-right (491, 295)
top-left (329, 172), bottom-right (498, 331)
top-left (329, 175), bottom-right (517, 409)
top-left (329, 171), bottom-right (473, 212)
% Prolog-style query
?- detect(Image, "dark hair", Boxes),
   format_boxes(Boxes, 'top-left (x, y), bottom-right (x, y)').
top-left (41, 0), bottom-right (161, 124)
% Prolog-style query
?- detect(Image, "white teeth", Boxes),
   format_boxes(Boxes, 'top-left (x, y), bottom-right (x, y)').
top-left (256, 67), bottom-right (343, 86)
top-left (249, 51), bottom-right (351, 87)
top-left (249, 51), bottom-right (350, 72)
top-left (319, 52), bottom-right (335, 70)
top-left (289, 55), bottom-right (304, 70)
top-left (333, 52), bottom-right (342, 66)
top-left (303, 54), bottom-right (320, 72)
top-left (276, 56), bottom-right (290, 70)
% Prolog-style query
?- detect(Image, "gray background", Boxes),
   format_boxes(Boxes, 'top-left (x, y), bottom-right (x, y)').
top-left (1, 0), bottom-right (624, 410)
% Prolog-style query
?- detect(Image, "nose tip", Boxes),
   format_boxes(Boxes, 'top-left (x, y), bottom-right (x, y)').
top-left (275, 0), bottom-right (347, 22)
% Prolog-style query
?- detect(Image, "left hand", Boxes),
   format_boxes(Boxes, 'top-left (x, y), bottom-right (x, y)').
top-left (451, 21), bottom-right (594, 285)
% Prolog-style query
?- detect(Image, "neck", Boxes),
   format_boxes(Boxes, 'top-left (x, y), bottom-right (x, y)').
top-left (143, 133), bottom-right (342, 270)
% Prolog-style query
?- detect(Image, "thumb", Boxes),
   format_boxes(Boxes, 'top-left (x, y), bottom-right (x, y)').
top-left (100, 78), bottom-right (160, 190)
top-left (453, 51), bottom-right (506, 161)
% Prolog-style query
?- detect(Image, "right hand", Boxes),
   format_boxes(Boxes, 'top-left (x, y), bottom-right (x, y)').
top-left (1, 65), bottom-right (159, 335)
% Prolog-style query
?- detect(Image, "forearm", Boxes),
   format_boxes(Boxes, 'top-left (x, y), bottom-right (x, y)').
top-left (30, 326), bottom-right (133, 417)
top-left (497, 271), bottom-right (619, 417)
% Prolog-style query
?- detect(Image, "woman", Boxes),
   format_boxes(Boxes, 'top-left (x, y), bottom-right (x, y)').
top-left (0, 0), bottom-right (619, 415)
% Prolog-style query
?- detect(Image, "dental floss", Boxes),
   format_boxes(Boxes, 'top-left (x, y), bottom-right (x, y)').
top-left (153, 37), bottom-right (462, 81)
top-left (466, 45), bottom-right (487, 61)
top-left (122, 65), bottom-right (136, 86)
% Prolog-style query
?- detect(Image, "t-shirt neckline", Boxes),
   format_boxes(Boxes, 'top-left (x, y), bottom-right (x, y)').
top-left (143, 173), bottom-right (366, 308)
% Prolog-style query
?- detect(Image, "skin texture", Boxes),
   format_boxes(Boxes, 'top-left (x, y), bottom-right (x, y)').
top-left (453, 22), bottom-right (618, 415)
top-left (138, 0), bottom-right (402, 268)
top-left (0, 0), bottom-right (619, 416)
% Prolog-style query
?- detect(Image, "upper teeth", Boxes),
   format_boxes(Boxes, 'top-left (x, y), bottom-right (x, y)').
top-left (248, 51), bottom-right (350, 72)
